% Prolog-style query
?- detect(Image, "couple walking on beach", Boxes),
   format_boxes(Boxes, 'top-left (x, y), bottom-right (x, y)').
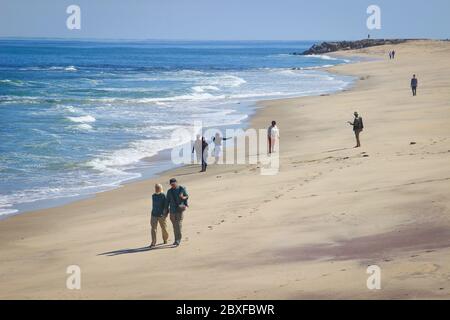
top-left (389, 50), bottom-right (396, 60)
top-left (150, 178), bottom-right (188, 248)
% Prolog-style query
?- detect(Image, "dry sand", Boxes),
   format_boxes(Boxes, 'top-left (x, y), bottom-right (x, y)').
top-left (1, 40), bottom-right (449, 299)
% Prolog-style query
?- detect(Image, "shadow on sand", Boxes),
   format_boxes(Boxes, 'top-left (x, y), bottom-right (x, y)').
top-left (323, 147), bottom-right (353, 153)
top-left (98, 243), bottom-right (176, 257)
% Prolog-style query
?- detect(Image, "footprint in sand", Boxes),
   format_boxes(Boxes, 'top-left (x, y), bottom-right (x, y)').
top-left (409, 263), bottom-right (440, 277)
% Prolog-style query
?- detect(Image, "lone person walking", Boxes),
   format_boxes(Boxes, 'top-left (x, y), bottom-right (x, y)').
top-left (411, 74), bottom-right (418, 96)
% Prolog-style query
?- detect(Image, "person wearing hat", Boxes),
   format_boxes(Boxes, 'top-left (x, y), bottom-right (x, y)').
top-left (347, 111), bottom-right (364, 148)
top-left (166, 178), bottom-right (189, 246)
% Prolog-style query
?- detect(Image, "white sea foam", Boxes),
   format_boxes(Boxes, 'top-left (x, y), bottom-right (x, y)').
top-left (67, 115), bottom-right (96, 123)
top-left (304, 54), bottom-right (351, 64)
top-left (74, 123), bottom-right (93, 131)
top-left (87, 134), bottom-right (192, 172)
top-left (192, 85), bottom-right (220, 93)
top-left (0, 79), bottom-right (24, 87)
top-left (305, 54), bottom-right (338, 61)
top-left (0, 196), bottom-right (19, 216)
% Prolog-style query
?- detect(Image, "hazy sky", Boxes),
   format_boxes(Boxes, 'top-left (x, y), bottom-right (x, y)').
top-left (1, 0), bottom-right (449, 40)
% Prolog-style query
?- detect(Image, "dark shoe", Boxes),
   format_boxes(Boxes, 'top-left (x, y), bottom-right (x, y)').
top-left (173, 241), bottom-right (180, 246)
top-left (149, 243), bottom-right (156, 248)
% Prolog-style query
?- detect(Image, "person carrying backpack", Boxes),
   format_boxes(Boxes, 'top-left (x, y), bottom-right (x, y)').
top-left (166, 178), bottom-right (189, 246)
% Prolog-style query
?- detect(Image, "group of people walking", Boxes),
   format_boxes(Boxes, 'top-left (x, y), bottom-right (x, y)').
top-left (192, 133), bottom-right (232, 172)
top-left (150, 49), bottom-right (423, 248)
top-left (191, 121), bottom-right (281, 172)
top-left (388, 50), bottom-right (396, 59)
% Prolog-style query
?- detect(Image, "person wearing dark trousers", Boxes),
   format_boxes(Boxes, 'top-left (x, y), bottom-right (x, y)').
top-left (150, 183), bottom-right (169, 248)
top-left (166, 178), bottom-right (189, 247)
top-left (411, 74), bottom-right (418, 96)
top-left (201, 136), bottom-right (209, 172)
top-left (348, 112), bottom-right (364, 148)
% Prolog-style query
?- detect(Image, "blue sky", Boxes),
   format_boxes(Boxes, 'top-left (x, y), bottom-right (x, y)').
top-left (1, 0), bottom-right (449, 40)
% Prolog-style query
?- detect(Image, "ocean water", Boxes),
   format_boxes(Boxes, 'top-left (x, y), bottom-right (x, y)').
top-left (0, 39), bottom-right (353, 216)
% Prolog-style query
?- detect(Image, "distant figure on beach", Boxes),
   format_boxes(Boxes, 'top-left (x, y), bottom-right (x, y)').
top-left (212, 133), bottom-right (232, 164)
top-left (411, 74), bottom-right (418, 96)
top-left (389, 51), bottom-right (392, 59)
top-left (166, 178), bottom-right (189, 247)
top-left (201, 137), bottom-right (209, 172)
top-left (392, 50), bottom-right (396, 59)
top-left (348, 112), bottom-right (364, 148)
top-left (192, 134), bottom-right (202, 164)
top-left (267, 121), bottom-right (280, 154)
top-left (150, 183), bottom-right (169, 248)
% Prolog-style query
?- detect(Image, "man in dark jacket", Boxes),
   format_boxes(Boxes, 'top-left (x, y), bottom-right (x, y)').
top-left (411, 74), bottom-right (418, 96)
top-left (166, 178), bottom-right (189, 246)
top-left (200, 137), bottom-right (209, 172)
top-left (348, 111), bottom-right (364, 148)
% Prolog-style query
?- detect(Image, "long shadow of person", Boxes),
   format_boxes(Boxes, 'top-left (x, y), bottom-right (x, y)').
top-left (98, 243), bottom-right (175, 257)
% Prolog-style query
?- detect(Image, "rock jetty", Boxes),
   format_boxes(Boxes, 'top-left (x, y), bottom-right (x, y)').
top-left (295, 39), bottom-right (407, 55)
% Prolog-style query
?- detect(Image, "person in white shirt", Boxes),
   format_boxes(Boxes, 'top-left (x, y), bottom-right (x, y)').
top-left (212, 133), bottom-right (231, 164)
top-left (191, 134), bottom-right (203, 164)
top-left (267, 121), bottom-right (280, 154)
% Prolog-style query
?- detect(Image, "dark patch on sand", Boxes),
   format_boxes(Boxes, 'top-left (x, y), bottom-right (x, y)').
top-left (264, 225), bottom-right (450, 262)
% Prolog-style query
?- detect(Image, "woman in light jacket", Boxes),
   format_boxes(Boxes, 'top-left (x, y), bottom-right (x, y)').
top-left (150, 183), bottom-right (169, 247)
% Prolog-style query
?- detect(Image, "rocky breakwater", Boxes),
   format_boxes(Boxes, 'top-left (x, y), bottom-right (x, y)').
top-left (294, 39), bottom-right (408, 55)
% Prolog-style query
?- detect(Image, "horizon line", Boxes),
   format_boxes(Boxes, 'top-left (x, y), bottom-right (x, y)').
top-left (0, 36), bottom-right (433, 43)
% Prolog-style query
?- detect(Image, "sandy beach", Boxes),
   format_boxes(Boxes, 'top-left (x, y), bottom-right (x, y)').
top-left (1, 40), bottom-right (449, 299)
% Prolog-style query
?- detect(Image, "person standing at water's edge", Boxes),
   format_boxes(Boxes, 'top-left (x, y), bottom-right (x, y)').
top-left (267, 121), bottom-right (280, 154)
top-left (150, 184), bottom-right (169, 248)
top-left (212, 133), bottom-right (231, 164)
top-left (201, 137), bottom-right (209, 172)
top-left (192, 134), bottom-right (203, 164)
top-left (348, 112), bottom-right (364, 148)
top-left (166, 178), bottom-right (189, 246)
top-left (411, 74), bottom-right (418, 96)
